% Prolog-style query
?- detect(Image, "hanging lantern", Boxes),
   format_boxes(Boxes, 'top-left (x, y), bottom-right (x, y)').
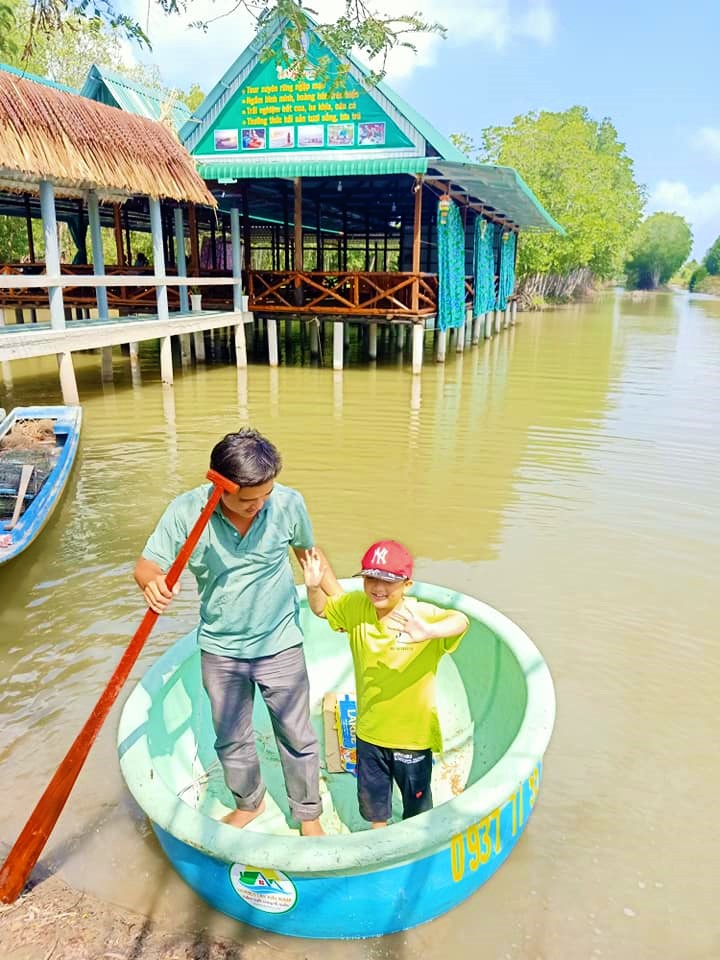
top-left (438, 194), bottom-right (451, 226)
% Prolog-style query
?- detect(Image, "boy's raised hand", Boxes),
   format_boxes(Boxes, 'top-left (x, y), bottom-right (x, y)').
top-left (387, 604), bottom-right (435, 643)
top-left (300, 546), bottom-right (325, 588)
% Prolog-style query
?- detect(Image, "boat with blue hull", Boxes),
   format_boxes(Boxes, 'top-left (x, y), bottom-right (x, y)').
top-left (118, 581), bottom-right (555, 939)
top-left (0, 405), bottom-right (82, 565)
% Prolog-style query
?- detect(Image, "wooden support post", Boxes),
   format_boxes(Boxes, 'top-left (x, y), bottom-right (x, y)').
top-left (411, 323), bottom-right (424, 374)
top-left (160, 335), bottom-right (173, 384)
top-left (282, 186), bottom-right (290, 270)
top-left (174, 207), bottom-right (189, 313)
top-left (188, 204), bottom-right (200, 278)
top-left (24, 195), bottom-right (35, 262)
top-left (88, 192), bottom-right (108, 321)
top-left (333, 321), bottom-right (343, 370)
top-left (411, 178), bottom-right (423, 314)
top-left (242, 185), bottom-right (252, 272)
top-left (113, 204), bottom-right (125, 268)
top-left (234, 322), bottom-right (247, 368)
top-left (149, 198), bottom-right (169, 324)
top-left (101, 346), bottom-right (113, 382)
top-left (39, 180), bottom-right (65, 331)
top-left (267, 317), bottom-right (279, 367)
top-left (57, 351), bottom-right (79, 404)
top-left (294, 178), bottom-right (303, 306)
top-left (230, 206), bottom-right (243, 312)
top-left (0, 309), bottom-right (13, 387)
top-left (368, 322), bottom-right (378, 360)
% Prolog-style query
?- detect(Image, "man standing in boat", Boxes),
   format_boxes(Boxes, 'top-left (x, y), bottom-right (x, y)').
top-left (134, 428), bottom-right (340, 836)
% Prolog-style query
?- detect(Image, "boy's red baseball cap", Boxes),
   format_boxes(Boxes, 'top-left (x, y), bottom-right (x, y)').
top-left (355, 540), bottom-right (414, 582)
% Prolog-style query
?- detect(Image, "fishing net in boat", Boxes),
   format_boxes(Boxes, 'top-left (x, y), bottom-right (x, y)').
top-left (0, 421), bottom-right (60, 519)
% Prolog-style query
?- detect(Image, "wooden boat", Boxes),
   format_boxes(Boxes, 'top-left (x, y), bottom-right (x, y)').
top-left (0, 405), bottom-right (82, 564)
top-left (118, 582), bottom-right (555, 939)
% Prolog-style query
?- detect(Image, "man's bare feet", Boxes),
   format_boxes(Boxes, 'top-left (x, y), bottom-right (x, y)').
top-left (299, 818), bottom-right (325, 837)
top-left (371, 821), bottom-right (388, 829)
top-left (221, 799), bottom-right (266, 828)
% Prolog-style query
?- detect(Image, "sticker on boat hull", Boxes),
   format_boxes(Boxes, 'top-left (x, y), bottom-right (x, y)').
top-left (229, 863), bottom-right (297, 913)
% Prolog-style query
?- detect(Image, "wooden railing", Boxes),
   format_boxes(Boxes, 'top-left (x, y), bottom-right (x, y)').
top-left (248, 270), bottom-right (439, 317)
top-left (0, 264), bottom-right (235, 312)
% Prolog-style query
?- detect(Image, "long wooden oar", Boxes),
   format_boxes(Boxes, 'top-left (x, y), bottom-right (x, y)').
top-left (0, 468), bottom-right (239, 903)
top-left (5, 463), bottom-right (34, 531)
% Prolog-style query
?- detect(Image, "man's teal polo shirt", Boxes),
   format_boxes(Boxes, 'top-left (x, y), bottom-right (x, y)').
top-left (142, 482), bottom-right (313, 659)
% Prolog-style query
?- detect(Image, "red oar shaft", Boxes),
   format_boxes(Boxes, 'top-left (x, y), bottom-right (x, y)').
top-left (0, 469), bottom-right (237, 903)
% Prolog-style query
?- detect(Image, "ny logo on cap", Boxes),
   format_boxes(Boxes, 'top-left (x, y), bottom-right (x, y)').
top-left (372, 546), bottom-right (389, 566)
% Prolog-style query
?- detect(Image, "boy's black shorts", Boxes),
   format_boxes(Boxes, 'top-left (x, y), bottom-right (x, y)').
top-left (356, 736), bottom-right (433, 823)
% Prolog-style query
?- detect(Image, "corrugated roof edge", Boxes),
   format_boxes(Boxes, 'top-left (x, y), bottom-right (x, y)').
top-left (0, 61), bottom-right (77, 95)
top-left (80, 63), bottom-right (191, 117)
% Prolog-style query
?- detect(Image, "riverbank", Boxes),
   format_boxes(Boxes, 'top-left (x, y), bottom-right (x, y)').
top-left (0, 870), bottom-right (293, 960)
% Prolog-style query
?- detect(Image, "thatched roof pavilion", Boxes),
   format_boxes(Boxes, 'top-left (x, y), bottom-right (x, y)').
top-left (0, 68), bottom-right (214, 205)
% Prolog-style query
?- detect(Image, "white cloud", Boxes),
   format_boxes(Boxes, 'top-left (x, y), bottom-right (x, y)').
top-left (693, 127), bottom-right (720, 157)
top-left (647, 180), bottom-right (720, 258)
top-left (125, 0), bottom-right (556, 87)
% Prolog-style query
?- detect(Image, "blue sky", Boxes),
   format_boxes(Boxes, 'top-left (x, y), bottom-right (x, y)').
top-left (133, 0), bottom-right (718, 259)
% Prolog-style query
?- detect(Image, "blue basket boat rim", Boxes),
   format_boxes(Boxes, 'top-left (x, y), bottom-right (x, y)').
top-left (117, 580), bottom-right (556, 875)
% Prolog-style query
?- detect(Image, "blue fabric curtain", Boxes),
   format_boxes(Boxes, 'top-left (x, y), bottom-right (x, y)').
top-left (67, 215), bottom-right (88, 265)
top-left (473, 218), bottom-right (497, 317)
top-left (436, 197), bottom-right (466, 331)
top-left (496, 230), bottom-right (517, 311)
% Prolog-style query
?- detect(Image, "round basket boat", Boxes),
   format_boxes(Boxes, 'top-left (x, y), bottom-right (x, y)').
top-left (118, 580), bottom-right (555, 939)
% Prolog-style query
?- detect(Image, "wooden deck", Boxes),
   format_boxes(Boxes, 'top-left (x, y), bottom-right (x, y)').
top-left (0, 309), bottom-right (247, 362)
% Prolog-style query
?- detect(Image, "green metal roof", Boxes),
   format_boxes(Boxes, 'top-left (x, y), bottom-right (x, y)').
top-left (427, 160), bottom-right (564, 233)
top-left (80, 64), bottom-right (191, 131)
top-left (0, 61), bottom-right (77, 94)
top-left (198, 156), bottom-right (428, 180)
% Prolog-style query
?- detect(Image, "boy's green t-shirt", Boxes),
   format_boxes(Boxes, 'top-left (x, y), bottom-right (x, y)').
top-left (324, 592), bottom-right (466, 753)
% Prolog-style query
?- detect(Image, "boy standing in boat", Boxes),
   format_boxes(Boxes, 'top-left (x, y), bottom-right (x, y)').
top-left (134, 428), bottom-right (340, 836)
top-left (301, 541), bottom-right (468, 827)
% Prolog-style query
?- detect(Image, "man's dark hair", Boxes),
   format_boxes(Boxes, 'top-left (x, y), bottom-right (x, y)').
top-left (210, 428), bottom-right (282, 487)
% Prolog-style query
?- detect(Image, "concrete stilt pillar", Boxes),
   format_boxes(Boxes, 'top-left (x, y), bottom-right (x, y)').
top-left (101, 346), bottom-right (113, 382)
top-left (511, 301), bottom-right (518, 325)
top-left (504, 306), bottom-right (511, 328)
top-left (0, 309), bottom-right (12, 387)
top-left (344, 323), bottom-right (350, 348)
top-left (180, 334), bottom-right (192, 366)
top-left (57, 351), bottom-right (79, 404)
top-left (471, 314), bottom-right (482, 344)
top-left (267, 317), bottom-right (279, 367)
top-left (160, 335), bottom-right (173, 384)
top-left (333, 321), bottom-right (343, 370)
top-left (411, 323), bottom-right (424, 374)
top-left (397, 324), bottom-right (406, 351)
top-left (309, 318), bottom-right (320, 356)
top-left (193, 331), bottom-right (206, 362)
top-left (456, 323), bottom-right (465, 352)
top-left (484, 312), bottom-right (493, 339)
top-left (39, 181), bottom-right (66, 331)
top-left (129, 341), bottom-right (139, 359)
top-left (130, 354), bottom-right (141, 387)
top-left (368, 322), bottom-right (378, 360)
top-left (436, 329), bottom-right (447, 363)
top-left (494, 310), bottom-right (502, 334)
top-left (234, 322), bottom-right (247, 368)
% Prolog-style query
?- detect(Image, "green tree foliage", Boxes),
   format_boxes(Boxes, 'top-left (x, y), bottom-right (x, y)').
top-left (703, 236), bottom-right (720, 275)
top-left (688, 265), bottom-right (708, 292)
top-left (670, 259), bottom-right (699, 288)
top-left (624, 213), bottom-right (693, 289)
top-left (457, 106), bottom-right (645, 280)
top-left (6, 0), bottom-right (443, 84)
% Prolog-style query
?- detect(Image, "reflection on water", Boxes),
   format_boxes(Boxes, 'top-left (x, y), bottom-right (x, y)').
top-left (0, 291), bottom-right (718, 958)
